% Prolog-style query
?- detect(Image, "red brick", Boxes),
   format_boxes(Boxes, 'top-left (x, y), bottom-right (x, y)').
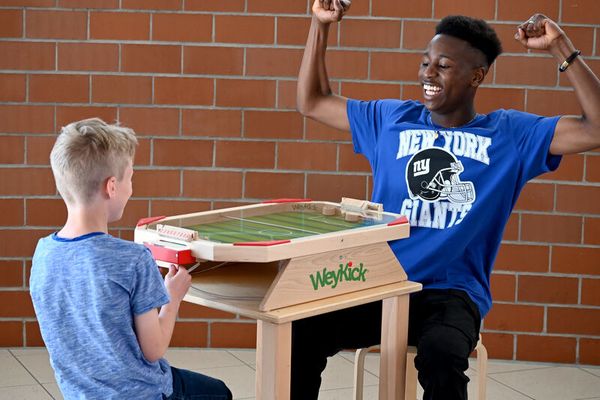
top-left (277, 80), bottom-right (297, 110)
top-left (58, 43), bottom-right (119, 72)
top-left (480, 332), bottom-right (513, 360)
top-left (26, 10), bottom-right (87, 39)
top-left (562, 0), bottom-right (600, 24)
top-left (584, 217), bottom-right (600, 245)
top-left (491, 24), bottom-right (528, 55)
top-left (307, 174), bottom-right (367, 202)
top-left (588, 154), bottom-right (600, 182)
top-left (326, 50), bottom-right (369, 80)
top-left (0, 9), bottom-right (22, 38)
top-left (494, 244), bottom-right (549, 272)
top-left (215, 141), bottom-right (275, 169)
top-left (133, 169), bottom-right (180, 197)
top-left (246, 48), bottom-right (303, 77)
top-left (0, 136), bottom-right (24, 164)
top-left (183, 47), bottom-right (243, 75)
top-left (277, 16), bottom-right (338, 47)
top-left (2, 0), bottom-right (53, 5)
top-left (434, 0), bottom-right (495, 19)
top-left (178, 302), bottom-right (235, 319)
top-left (521, 214), bottom-right (582, 243)
top-left (216, 79), bottom-right (276, 108)
top-left (0, 41), bottom-right (55, 70)
top-left (474, 88), bottom-right (525, 114)
top-left (58, 0), bottom-right (118, 8)
top-left (182, 109), bottom-right (242, 138)
top-left (401, 21), bottom-right (436, 50)
top-left (581, 279), bottom-right (600, 306)
top-left (27, 198), bottom-right (67, 227)
top-left (548, 307), bottom-right (600, 335)
top-left (154, 77), bottom-right (213, 106)
top-left (90, 12), bottom-right (150, 40)
top-left (154, 139), bottom-right (213, 167)
top-left (0, 168), bottom-right (55, 195)
top-left (153, 13), bottom-right (211, 42)
top-left (0, 291), bottom-right (35, 317)
top-left (244, 110), bottom-right (303, 140)
top-left (517, 335), bottom-right (576, 363)
top-left (135, 138), bottom-right (151, 166)
top-left (338, 144), bottom-right (370, 173)
top-left (122, 44), bottom-right (181, 73)
top-left (26, 136), bottom-right (55, 165)
top-left (211, 322), bottom-right (256, 348)
top-left (485, 303), bottom-right (544, 332)
top-left (538, 153), bottom-right (584, 181)
top-left (518, 275), bottom-right (578, 304)
top-left (556, 184), bottom-right (600, 214)
top-left (215, 15), bottom-right (274, 44)
top-left (561, 26), bottom-right (596, 56)
top-left (526, 89), bottom-right (581, 116)
top-left (0, 199), bottom-right (24, 226)
top-left (0, 74), bottom-right (25, 102)
top-left (119, 107), bottom-right (180, 136)
top-left (0, 322), bottom-right (23, 347)
top-left (491, 273), bottom-right (516, 302)
top-left (305, 118), bottom-right (349, 141)
top-left (0, 260), bottom-right (23, 287)
top-left (371, 52), bottom-right (422, 82)
top-left (150, 200), bottom-right (211, 217)
top-left (580, 338), bottom-right (600, 365)
top-left (29, 74), bottom-right (89, 103)
top-left (498, 0), bottom-right (560, 21)
top-left (56, 106), bottom-right (117, 131)
top-left (92, 75), bottom-right (152, 104)
top-left (0, 105), bottom-right (54, 134)
top-left (502, 213), bottom-right (519, 241)
top-left (402, 84), bottom-right (423, 102)
top-left (514, 182), bottom-right (554, 211)
top-left (278, 142), bottom-right (337, 171)
top-left (122, 0), bottom-right (182, 10)
top-left (247, 0), bottom-right (306, 13)
top-left (552, 246), bottom-right (600, 275)
top-left (171, 321), bottom-right (208, 347)
top-left (183, 171), bottom-right (243, 198)
top-left (372, 0), bottom-right (431, 18)
top-left (25, 321), bottom-right (45, 346)
top-left (495, 56), bottom-right (557, 87)
top-left (340, 82), bottom-right (401, 101)
top-left (245, 172), bottom-right (304, 199)
top-left (340, 19), bottom-right (401, 48)
top-left (184, 0), bottom-right (244, 12)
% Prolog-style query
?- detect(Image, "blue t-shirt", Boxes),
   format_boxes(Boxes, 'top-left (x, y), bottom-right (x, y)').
top-left (30, 232), bottom-right (173, 400)
top-left (348, 99), bottom-right (561, 317)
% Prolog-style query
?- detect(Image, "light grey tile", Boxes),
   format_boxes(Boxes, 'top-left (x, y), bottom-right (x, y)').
top-left (195, 365), bottom-right (255, 400)
top-left (582, 367), bottom-right (600, 378)
top-left (485, 359), bottom-right (562, 375)
top-left (12, 350), bottom-right (56, 384)
top-left (492, 366), bottom-right (600, 400)
top-left (228, 349), bottom-right (256, 367)
top-left (0, 385), bottom-right (53, 400)
top-left (0, 352), bottom-right (37, 387)
top-left (164, 348), bottom-right (243, 370)
top-left (319, 385), bottom-right (379, 400)
top-left (321, 354), bottom-right (378, 391)
top-left (42, 383), bottom-right (63, 400)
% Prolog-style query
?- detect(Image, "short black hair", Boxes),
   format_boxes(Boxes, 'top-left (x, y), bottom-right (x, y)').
top-left (435, 15), bottom-right (503, 66)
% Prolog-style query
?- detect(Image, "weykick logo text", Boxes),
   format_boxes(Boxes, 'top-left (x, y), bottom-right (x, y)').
top-left (309, 261), bottom-right (368, 290)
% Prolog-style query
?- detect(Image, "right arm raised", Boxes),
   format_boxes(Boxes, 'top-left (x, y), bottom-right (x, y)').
top-left (297, 0), bottom-right (350, 132)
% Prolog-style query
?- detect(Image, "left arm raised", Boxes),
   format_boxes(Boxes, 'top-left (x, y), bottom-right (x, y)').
top-left (516, 14), bottom-right (600, 155)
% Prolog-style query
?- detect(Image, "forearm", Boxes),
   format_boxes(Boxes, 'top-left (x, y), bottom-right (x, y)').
top-left (156, 300), bottom-right (180, 354)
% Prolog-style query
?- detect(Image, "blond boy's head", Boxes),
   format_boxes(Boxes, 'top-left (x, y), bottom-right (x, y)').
top-left (50, 118), bottom-right (138, 205)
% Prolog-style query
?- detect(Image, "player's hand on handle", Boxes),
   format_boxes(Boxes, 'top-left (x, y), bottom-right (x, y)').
top-left (312, 0), bottom-right (349, 24)
top-left (164, 264), bottom-right (192, 304)
top-left (514, 14), bottom-right (567, 51)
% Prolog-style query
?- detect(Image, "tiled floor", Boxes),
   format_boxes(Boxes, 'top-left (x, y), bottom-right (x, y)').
top-left (1, 347), bottom-right (599, 399)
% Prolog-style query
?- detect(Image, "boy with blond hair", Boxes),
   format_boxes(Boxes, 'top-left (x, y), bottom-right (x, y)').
top-left (30, 118), bottom-right (232, 400)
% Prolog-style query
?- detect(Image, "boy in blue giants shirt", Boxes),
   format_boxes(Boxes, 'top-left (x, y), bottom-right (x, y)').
top-left (30, 119), bottom-right (232, 400)
top-left (294, 1), bottom-right (600, 399)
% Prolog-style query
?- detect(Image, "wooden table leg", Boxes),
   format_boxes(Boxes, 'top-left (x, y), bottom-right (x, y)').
top-left (379, 295), bottom-right (410, 400)
top-left (256, 320), bottom-right (292, 400)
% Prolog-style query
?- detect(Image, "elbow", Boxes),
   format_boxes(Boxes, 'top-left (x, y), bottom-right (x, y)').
top-left (143, 350), bottom-right (164, 363)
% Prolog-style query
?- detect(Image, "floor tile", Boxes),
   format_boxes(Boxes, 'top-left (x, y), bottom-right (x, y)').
top-left (0, 385), bottom-right (53, 400)
top-left (195, 365), bottom-right (256, 400)
top-left (491, 366), bottom-right (600, 400)
top-left (321, 354), bottom-right (378, 391)
top-left (228, 349), bottom-right (256, 367)
top-left (42, 383), bottom-right (62, 400)
top-left (11, 349), bottom-right (56, 384)
top-left (0, 351), bottom-right (37, 387)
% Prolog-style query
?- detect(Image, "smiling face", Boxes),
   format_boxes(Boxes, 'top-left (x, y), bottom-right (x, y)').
top-left (419, 34), bottom-right (487, 118)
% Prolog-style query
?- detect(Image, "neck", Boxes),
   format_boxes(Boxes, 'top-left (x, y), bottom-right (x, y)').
top-left (430, 108), bottom-right (477, 128)
top-left (59, 201), bottom-right (109, 239)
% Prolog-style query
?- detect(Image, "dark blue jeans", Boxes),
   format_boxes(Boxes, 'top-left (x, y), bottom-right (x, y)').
top-left (164, 367), bottom-right (232, 400)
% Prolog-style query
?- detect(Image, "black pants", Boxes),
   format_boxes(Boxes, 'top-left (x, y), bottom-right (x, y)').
top-left (290, 289), bottom-right (481, 400)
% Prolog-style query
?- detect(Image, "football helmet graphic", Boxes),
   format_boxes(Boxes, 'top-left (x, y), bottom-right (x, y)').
top-left (405, 147), bottom-right (475, 204)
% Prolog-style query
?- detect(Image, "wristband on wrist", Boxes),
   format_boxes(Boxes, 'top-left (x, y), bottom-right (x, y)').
top-left (559, 50), bottom-right (581, 72)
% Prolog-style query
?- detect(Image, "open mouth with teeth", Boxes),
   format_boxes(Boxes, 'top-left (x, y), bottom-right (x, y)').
top-left (423, 83), bottom-right (442, 98)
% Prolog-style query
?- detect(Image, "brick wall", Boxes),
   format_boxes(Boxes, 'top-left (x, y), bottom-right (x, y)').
top-left (0, 0), bottom-right (598, 365)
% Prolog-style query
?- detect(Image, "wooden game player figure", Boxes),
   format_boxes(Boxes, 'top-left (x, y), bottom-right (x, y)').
top-left (293, 1), bottom-right (600, 399)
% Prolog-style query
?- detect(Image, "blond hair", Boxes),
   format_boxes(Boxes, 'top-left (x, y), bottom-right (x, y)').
top-left (50, 118), bottom-right (138, 205)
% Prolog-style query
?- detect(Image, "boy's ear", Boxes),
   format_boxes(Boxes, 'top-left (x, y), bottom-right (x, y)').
top-left (471, 66), bottom-right (487, 87)
top-left (104, 176), bottom-right (117, 199)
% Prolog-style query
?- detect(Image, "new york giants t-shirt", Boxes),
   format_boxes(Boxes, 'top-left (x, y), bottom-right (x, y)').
top-left (348, 99), bottom-right (561, 317)
top-left (30, 232), bottom-right (172, 399)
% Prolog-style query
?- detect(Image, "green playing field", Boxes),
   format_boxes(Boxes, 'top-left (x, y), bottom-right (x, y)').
top-left (187, 210), bottom-right (384, 243)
